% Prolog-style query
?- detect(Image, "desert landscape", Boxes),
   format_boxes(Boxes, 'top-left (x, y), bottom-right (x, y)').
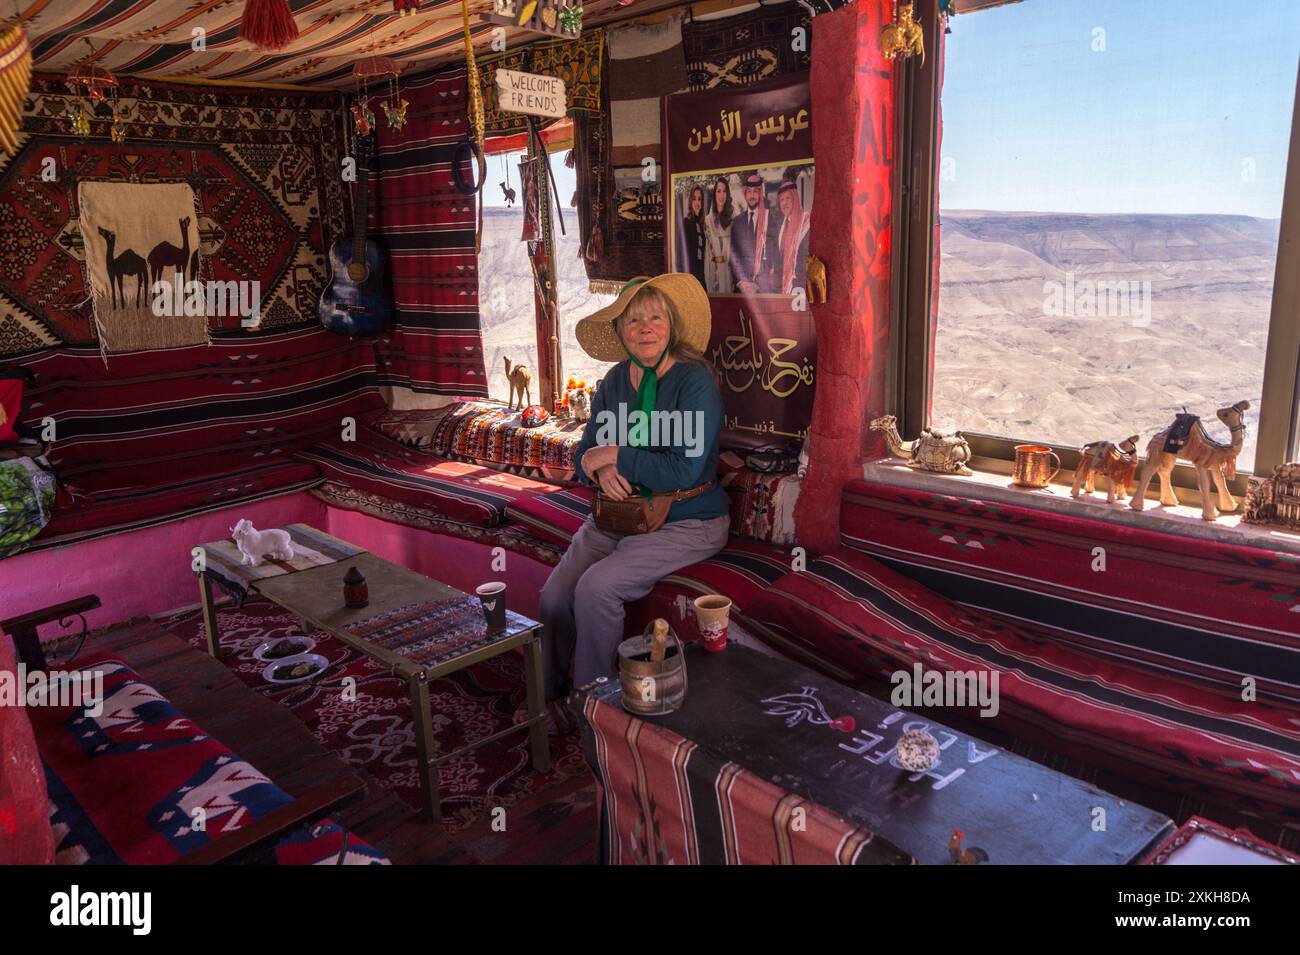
top-left (478, 207), bottom-right (616, 403)
top-left (932, 210), bottom-right (1280, 471)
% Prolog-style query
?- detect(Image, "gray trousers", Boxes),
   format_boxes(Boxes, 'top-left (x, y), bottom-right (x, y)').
top-left (539, 513), bottom-right (731, 696)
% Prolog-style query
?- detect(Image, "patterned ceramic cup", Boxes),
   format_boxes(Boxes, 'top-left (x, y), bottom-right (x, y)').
top-left (694, 594), bottom-right (732, 652)
top-left (476, 581), bottom-right (507, 632)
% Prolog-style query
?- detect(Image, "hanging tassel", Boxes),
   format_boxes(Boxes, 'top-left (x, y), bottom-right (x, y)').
top-left (564, 149), bottom-right (575, 168)
top-left (393, 0), bottom-right (422, 15)
top-left (240, 0), bottom-right (300, 51)
top-left (0, 21), bottom-right (32, 157)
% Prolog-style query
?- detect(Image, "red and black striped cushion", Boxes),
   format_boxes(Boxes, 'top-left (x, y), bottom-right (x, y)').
top-left (297, 429), bottom-right (555, 530)
top-left (35, 459), bottom-right (322, 548)
top-left (743, 546), bottom-right (1300, 821)
top-left (627, 538), bottom-right (796, 644)
top-left (19, 327), bottom-right (385, 493)
top-left (504, 486), bottom-right (594, 546)
top-left (840, 478), bottom-right (1300, 706)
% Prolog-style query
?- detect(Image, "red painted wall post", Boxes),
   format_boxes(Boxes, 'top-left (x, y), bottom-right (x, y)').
top-left (795, 0), bottom-right (896, 553)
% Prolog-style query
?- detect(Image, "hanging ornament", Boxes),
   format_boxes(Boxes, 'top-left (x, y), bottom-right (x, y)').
top-left (0, 21), bottom-right (32, 157)
top-left (353, 56), bottom-right (406, 134)
top-left (393, 0), bottom-right (421, 15)
top-left (66, 46), bottom-right (118, 141)
top-left (240, 0), bottom-right (300, 52)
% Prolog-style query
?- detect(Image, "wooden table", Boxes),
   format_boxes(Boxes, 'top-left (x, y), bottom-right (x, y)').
top-left (577, 643), bottom-right (1174, 864)
top-left (195, 529), bottom-right (550, 823)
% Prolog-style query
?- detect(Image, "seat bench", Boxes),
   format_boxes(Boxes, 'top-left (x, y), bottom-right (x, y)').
top-left (740, 545), bottom-right (1300, 826)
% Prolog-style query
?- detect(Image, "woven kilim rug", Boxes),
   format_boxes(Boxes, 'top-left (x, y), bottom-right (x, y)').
top-left (162, 601), bottom-right (588, 832)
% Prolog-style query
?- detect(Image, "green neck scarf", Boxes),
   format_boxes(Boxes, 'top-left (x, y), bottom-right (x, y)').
top-left (617, 278), bottom-right (669, 497)
top-left (624, 342), bottom-right (669, 447)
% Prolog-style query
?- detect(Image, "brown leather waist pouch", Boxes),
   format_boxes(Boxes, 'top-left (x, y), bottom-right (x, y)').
top-left (592, 481), bottom-right (714, 535)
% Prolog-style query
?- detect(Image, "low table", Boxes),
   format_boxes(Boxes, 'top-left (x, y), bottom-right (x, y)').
top-left (576, 643), bottom-right (1174, 864)
top-left (195, 526), bottom-right (550, 823)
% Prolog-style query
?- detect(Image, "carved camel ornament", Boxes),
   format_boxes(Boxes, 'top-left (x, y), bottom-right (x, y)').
top-left (1071, 435), bottom-right (1140, 504)
top-left (1130, 401), bottom-right (1251, 522)
top-left (503, 355), bottom-right (533, 411)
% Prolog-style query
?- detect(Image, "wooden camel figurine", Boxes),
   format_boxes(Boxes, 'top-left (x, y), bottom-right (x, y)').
top-left (503, 356), bottom-right (532, 411)
top-left (1071, 434), bottom-right (1139, 504)
top-left (148, 216), bottom-right (192, 288)
top-left (1130, 401), bottom-right (1251, 522)
top-left (97, 226), bottom-right (149, 309)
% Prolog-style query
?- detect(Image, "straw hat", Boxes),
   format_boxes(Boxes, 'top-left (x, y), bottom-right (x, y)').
top-left (574, 273), bottom-right (711, 363)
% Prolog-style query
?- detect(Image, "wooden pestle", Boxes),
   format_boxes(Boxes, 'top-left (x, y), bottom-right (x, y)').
top-left (649, 618), bottom-right (669, 663)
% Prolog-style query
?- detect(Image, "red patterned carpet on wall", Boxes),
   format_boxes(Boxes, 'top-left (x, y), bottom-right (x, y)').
top-left (162, 602), bottom-right (590, 833)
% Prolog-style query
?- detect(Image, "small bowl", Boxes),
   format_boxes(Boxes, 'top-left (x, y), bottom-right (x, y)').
top-left (254, 636), bottom-right (317, 662)
top-left (262, 653), bottom-right (328, 685)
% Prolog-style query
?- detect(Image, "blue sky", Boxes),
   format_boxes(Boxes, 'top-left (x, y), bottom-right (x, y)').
top-left (938, 0), bottom-right (1300, 217)
top-left (482, 149), bottom-right (576, 210)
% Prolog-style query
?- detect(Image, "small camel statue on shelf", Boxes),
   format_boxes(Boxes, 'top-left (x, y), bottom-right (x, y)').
top-left (870, 414), bottom-right (973, 476)
top-left (503, 356), bottom-right (532, 411)
top-left (1071, 434), bottom-right (1140, 504)
top-left (1130, 401), bottom-right (1251, 522)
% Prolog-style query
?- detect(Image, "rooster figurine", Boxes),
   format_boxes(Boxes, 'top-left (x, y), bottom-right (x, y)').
top-left (948, 829), bottom-right (988, 865)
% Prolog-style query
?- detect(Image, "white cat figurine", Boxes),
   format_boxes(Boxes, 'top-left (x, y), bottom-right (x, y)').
top-left (230, 519), bottom-right (294, 567)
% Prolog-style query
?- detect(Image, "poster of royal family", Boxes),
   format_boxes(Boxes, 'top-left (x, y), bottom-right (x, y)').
top-left (664, 73), bottom-right (816, 452)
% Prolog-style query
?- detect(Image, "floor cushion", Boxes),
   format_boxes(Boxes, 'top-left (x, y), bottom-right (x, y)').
top-left (741, 546), bottom-right (1300, 822)
top-left (298, 431), bottom-right (555, 529)
top-left (32, 656), bottom-right (310, 864)
top-left (32, 458), bottom-right (322, 549)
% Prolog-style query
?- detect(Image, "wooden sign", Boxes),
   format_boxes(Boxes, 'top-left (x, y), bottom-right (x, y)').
top-left (494, 69), bottom-right (567, 120)
top-left (484, 0), bottom-right (583, 39)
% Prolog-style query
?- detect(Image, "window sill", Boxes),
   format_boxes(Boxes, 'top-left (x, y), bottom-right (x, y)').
top-left (862, 457), bottom-right (1300, 557)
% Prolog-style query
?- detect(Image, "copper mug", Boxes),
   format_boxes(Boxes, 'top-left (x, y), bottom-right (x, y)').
top-left (1012, 444), bottom-right (1061, 488)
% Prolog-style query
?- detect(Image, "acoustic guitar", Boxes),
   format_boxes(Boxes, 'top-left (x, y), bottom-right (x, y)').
top-left (318, 135), bottom-right (392, 337)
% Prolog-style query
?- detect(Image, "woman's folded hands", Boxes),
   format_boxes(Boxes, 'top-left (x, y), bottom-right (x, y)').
top-left (583, 445), bottom-right (634, 501)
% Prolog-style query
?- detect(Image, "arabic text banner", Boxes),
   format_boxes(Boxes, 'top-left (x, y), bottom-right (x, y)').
top-left (664, 73), bottom-right (816, 452)
top-left (707, 296), bottom-right (816, 453)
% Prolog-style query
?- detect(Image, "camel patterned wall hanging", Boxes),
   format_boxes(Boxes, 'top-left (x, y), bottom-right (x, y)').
top-left (0, 75), bottom-right (347, 359)
top-left (78, 181), bottom-right (208, 354)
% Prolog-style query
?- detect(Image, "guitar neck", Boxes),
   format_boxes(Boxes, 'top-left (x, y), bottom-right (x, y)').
top-left (352, 145), bottom-right (371, 264)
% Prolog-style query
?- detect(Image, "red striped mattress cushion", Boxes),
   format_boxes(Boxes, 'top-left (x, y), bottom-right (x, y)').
top-left (503, 486), bottom-right (594, 546)
top-left (297, 430), bottom-right (555, 529)
top-left (742, 546), bottom-right (1300, 821)
top-left (36, 459), bottom-right (322, 547)
top-left (17, 327), bottom-right (384, 492)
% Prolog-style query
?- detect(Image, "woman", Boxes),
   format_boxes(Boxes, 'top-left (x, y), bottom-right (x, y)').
top-left (526, 273), bottom-right (730, 733)
top-left (702, 177), bottom-right (735, 294)
top-left (680, 184), bottom-right (707, 287)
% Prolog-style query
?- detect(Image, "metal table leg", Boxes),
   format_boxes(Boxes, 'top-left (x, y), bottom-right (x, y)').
top-left (198, 571), bottom-right (221, 659)
top-left (409, 672), bottom-right (441, 823)
top-left (522, 633), bottom-right (552, 773)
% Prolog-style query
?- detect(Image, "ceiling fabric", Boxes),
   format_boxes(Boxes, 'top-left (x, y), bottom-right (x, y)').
top-left (12, 0), bottom-right (688, 89)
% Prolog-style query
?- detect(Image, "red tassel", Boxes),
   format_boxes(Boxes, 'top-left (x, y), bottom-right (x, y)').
top-left (241, 0), bottom-right (300, 51)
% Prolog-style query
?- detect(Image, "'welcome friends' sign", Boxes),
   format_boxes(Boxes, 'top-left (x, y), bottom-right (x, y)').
top-left (494, 69), bottom-right (566, 120)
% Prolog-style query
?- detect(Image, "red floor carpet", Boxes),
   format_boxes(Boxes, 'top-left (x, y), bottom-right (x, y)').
top-left (163, 601), bottom-right (591, 833)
